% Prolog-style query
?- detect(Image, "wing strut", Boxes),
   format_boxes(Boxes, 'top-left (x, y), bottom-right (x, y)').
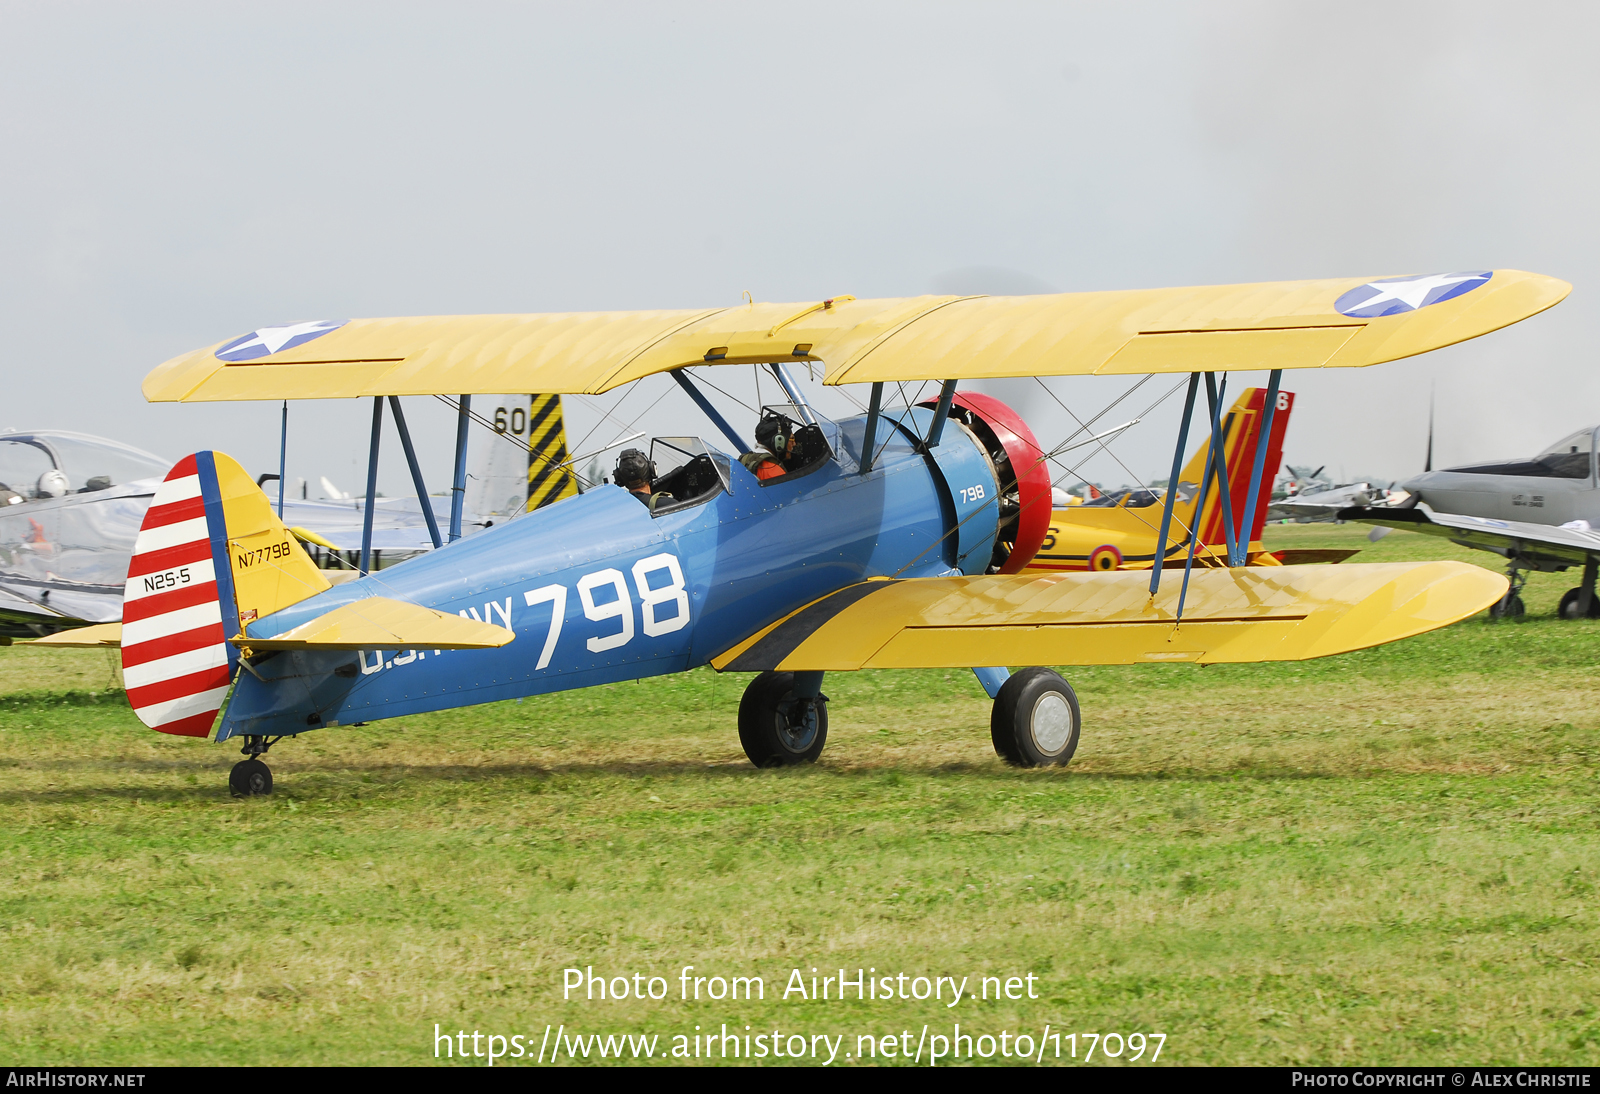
top-left (276, 400), bottom-right (288, 518)
top-left (769, 363), bottom-right (817, 427)
top-left (1149, 372), bottom-right (1201, 598)
top-left (925, 379), bottom-right (959, 448)
top-left (672, 371), bottom-right (751, 455)
top-left (359, 396), bottom-right (383, 575)
top-left (1235, 369), bottom-right (1283, 565)
top-left (1203, 374), bottom-right (1240, 564)
top-left (387, 396), bottom-right (443, 550)
top-left (1177, 374), bottom-right (1231, 622)
top-left (448, 394), bottom-right (471, 542)
top-left (860, 382), bottom-right (885, 474)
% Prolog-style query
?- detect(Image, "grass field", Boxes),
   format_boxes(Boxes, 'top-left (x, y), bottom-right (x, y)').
top-left (2, 524), bottom-right (1599, 1066)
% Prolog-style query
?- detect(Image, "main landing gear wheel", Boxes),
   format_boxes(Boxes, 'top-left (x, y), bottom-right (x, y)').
top-left (229, 758), bottom-right (273, 797)
top-left (1560, 588), bottom-right (1600, 619)
top-left (738, 671), bottom-right (828, 767)
top-left (991, 667), bottom-right (1080, 768)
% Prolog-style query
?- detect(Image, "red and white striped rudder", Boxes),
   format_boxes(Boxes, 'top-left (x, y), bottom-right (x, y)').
top-left (120, 453), bottom-right (237, 737)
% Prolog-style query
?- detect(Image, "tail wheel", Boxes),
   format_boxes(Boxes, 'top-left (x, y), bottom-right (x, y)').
top-left (738, 671), bottom-right (829, 767)
top-left (991, 667), bottom-right (1080, 767)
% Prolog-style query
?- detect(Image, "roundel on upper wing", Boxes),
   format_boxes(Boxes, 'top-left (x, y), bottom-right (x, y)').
top-left (215, 320), bottom-right (349, 362)
top-left (1334, 272), bottom-right (1492, 319)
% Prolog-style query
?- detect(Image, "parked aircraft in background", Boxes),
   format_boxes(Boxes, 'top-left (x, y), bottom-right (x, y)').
top-left (1269, 479), bottom-right (1396, 523)
top-left (0, 432), bottom-right (169, 637)
top-left (1344, 424), bottom-right (1600, 619)
top-left (1281, 464), bottom-right (1333, 494)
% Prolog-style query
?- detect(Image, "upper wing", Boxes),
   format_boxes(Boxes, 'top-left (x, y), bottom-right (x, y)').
top-left (143, 270), bottom-right (1568, 402)
top-left (711, 562), bottom-right (1505, 672)
top-left (1341, 505), bottom-right (1600, 568)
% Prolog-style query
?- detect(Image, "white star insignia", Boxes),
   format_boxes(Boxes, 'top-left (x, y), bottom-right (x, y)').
top-left (225, 320), bottom-right (344, 357)
top-left (1345, 272), bottom-right (1487, 314)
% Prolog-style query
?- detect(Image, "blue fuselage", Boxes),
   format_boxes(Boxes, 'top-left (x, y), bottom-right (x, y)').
top-left (220, 408), bottom-right (1001, 739)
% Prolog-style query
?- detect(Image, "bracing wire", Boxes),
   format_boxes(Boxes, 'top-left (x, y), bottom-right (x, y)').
top-left (432, 395), bottom-right (593, 490)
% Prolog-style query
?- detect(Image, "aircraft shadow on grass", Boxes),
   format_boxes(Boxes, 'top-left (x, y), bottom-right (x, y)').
top-left (0, 756), bottom-right (1400, 808)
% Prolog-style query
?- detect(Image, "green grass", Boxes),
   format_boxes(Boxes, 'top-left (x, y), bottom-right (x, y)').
top-left (2, 525), bottom-right (1599, 1066)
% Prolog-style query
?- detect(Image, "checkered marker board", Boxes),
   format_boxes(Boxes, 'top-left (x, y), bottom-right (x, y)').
top-left (120, 454), bottom-right (237, 737)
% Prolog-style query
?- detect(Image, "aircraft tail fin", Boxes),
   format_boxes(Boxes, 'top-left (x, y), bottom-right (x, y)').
top-left (121, 452), bottom-right (331, 737)
top-left (1179, 387), bottom-right (1294, 549)
top-left (468, 394), bottom-right (581, 520)
top-left (526, 394), bottom-right (580, 512)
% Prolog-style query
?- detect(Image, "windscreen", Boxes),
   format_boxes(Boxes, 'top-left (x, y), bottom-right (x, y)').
top-left (650, 437), bottom-right (731, 494)
top-left (0, 432), bottom-right (168, 496)
top-left (0, 439), bottom-right (55, 497)
top-left (1535, 429), bottom-right (1594, 479)
top-left (758, 404), bottom-right (849, 473)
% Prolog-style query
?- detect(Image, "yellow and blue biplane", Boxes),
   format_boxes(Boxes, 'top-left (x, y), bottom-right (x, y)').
top-left (90, 271), bottom-right (1567, 794)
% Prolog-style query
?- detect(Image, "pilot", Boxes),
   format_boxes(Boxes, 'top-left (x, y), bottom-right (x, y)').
top-left (739, 414), bottom-right (798, 481)
top-left (614, 448), bottom-right (674, 512)
top-left (35, 470), bottom-right (70, 498)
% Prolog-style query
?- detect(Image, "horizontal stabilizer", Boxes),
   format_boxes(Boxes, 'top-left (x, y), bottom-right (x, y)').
top-left (234, 597), bottom-right (514, 651)
top-left (288, 525), bottom-right (340, 551)
top-left (712, 562), bottom-right (1505, 672)
top-left (28, 622), bottom-right (122, 648)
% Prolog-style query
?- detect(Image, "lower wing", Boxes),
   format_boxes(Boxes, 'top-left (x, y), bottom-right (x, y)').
top-left (712, 562), bottom-right (1504, 672)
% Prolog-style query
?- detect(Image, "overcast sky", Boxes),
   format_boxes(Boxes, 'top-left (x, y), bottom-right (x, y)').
top-left (2, 1), bottom-right (1594, 497)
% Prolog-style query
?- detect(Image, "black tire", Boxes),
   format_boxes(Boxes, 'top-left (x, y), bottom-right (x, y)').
top-left (991, 668), bottom-right (1080, 767)
top-left (229, 758), bottom-right (273, 797)
top-left (738, 671), bottom-right (828, 767)
top-left (1489, 593), bottom-right (1526, 620)
top-left (1559, 588), bottom-right (1600, 619)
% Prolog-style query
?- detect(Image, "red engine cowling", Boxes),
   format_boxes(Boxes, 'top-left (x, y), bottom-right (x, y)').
top-left (919, 391), bottom-right (1052, 574)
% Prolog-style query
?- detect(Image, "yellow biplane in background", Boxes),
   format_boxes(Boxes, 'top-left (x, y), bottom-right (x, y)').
top-left (58, 269), bottom-right (1571, 792)
top-left (1027, 386), bottom-right (1295, 574)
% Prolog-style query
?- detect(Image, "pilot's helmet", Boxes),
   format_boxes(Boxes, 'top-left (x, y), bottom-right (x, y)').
top-left (755, 413), bottom-right (794, 455)
top-left (36, 469), bottom-right (70, 498)
top-left (615, 448), bottom-right (654, 489)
